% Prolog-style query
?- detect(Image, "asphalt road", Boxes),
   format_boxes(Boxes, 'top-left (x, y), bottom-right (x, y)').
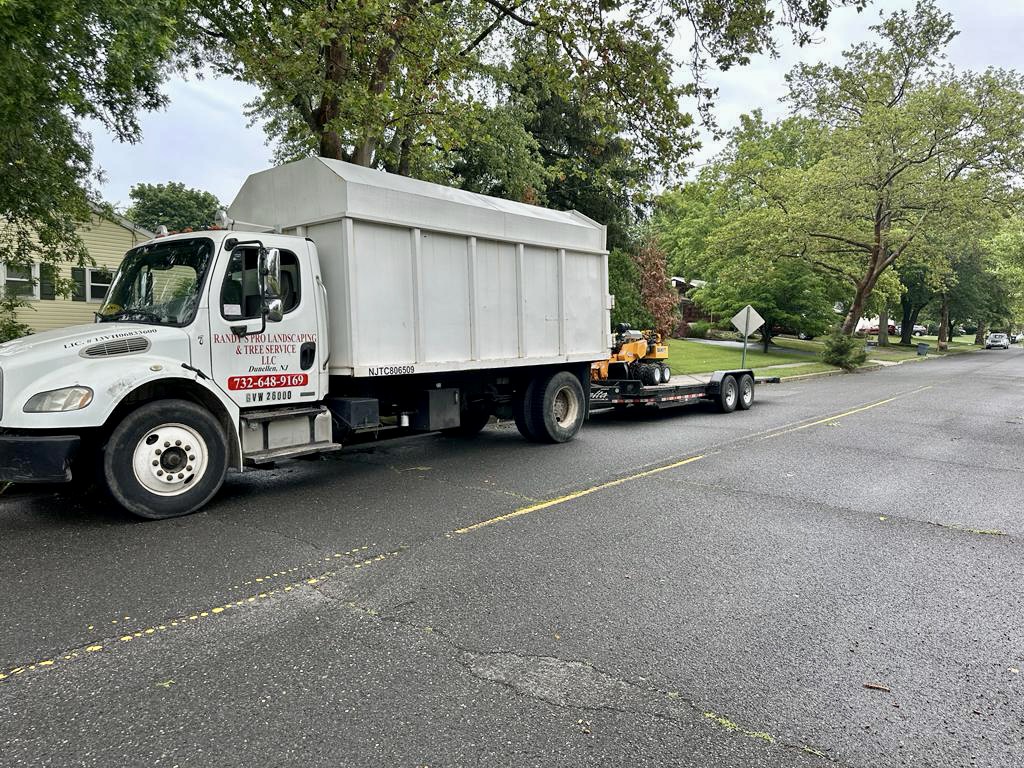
top-left (1, 348), bottom-right (1022, 767)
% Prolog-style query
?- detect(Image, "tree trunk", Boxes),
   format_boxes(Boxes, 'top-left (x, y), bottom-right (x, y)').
top-left (899, 300), bottom-right (914, 345)
top-left (839, 286), bottom-right (864, 333)
top-left (319, 130), bottom-right (343, 160)
top-left (352, 137), bottom-right (376, 167)
top-left (909, 305), bottom-right (922, 328)
top-left (975, 324), bottom-right (986, 345)
top-left (937, 294), bottom-right (950, 351)
top-left (878, 306), bottom-right (889, 346)
top-left (762, 330), bottom-right (771, 353)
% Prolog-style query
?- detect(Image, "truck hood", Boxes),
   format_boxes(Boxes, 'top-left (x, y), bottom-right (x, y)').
top-left (0, 323), bottom-right (193, 429)
top-left (0, 323), bottom-right (185, 359)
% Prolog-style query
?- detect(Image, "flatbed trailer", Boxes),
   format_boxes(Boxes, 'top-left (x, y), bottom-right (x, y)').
top-left (590, 369), bottom-right (760, 413)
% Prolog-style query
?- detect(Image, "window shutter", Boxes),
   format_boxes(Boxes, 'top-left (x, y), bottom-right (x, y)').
top-left (71, 267), bottom-right (86, 301)
top-left (39, 264), bottom-right (57, 300)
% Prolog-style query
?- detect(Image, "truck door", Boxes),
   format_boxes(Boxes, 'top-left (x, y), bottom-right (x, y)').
top-left (207, 238), bottom-right (324, 408)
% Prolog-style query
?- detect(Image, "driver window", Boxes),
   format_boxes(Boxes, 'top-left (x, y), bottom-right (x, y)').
top-left (221, 248), bottom-right (300, 320)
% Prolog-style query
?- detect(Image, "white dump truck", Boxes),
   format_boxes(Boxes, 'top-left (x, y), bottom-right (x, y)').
top-left (0, 158), bottom-right (614, 518)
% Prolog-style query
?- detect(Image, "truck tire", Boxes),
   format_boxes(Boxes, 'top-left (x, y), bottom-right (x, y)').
top-left (526, 371), bottom-right (586, 443)
top-left (737, 374), bottom-right (754, 410)
top-left (103, 399), bottom-right (229, 519)
top-left (716, 376), bottom-right (738, 413)
top-left (659, 363), bottom-right (672, 383)
top-left (513, 379), bottom-right (539, 441)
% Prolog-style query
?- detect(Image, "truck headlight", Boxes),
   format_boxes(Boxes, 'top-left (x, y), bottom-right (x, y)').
top-left (24, 386), bottom-right (94, 413)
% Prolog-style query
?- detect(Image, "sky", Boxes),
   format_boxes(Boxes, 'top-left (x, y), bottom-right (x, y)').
top-left (88, 0), bottom-right (1024, 210)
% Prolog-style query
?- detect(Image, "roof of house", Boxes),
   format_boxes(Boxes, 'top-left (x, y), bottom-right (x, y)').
top-left (88, 202), bottom-right (154, 239)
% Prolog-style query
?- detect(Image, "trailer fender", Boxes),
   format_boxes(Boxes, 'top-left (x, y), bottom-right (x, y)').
top-left (706, 369), bottom-right (754, 396)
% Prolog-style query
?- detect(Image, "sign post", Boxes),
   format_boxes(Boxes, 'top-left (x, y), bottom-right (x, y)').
top-left (730, 305), bottom-right (765, 369)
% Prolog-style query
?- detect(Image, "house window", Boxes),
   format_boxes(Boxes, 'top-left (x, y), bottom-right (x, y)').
top-left (1, 264), bottom-right (40, 300)
top-left (87, 268), bottom-right (113, 303)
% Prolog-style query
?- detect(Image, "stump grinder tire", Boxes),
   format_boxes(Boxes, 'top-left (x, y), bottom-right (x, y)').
top-left (525, 371), bottom-right (587, 443)
top-left (638, 363), bottom-right (660, 386)
top-left (716, 375), bottom-right (739, 414)
top-left (737, 374), bottom-right (755, 410)
top-left (103, 399), bottom-right (229, 520)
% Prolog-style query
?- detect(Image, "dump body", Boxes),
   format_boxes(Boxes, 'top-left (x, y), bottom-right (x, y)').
top-left (229, 158), bottom-right (611, 377)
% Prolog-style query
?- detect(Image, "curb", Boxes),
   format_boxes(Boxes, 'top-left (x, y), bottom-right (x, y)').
top-left (779, 364), bottom-right (883, 382)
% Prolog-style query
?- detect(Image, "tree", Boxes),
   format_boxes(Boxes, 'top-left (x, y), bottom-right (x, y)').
top-left (188, 1), bottom-right (864, 178)
top-left (126, 182), bottom-right (222, 232)
top-left (783, 1), bottom-right (1024, 334)
top-left (608, 249), bottom-right (652, 330)
top-left (632, 237), bottom-right (678, 338)
top-left (0, 0), bottom-right (184, 332)
top-left (654, 118), bottom-right (841, 349)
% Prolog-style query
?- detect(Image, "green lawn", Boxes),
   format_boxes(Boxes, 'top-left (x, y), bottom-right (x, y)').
top-left (771, 333), bottom-right (982, 360)
top-left (666, 338), bottom-right (834, 376)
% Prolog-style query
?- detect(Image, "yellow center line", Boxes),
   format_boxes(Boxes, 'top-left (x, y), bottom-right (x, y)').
top-left (456, 384), bottom-right (935, 535)
top-left (454, 455), bottom-right (705, 534)
top-left (757, 385), bottom-right (933, 441)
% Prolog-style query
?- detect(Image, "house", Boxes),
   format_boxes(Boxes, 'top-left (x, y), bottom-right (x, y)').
top-left (670, 276), bottom-right (710, 337)
top-left (2, 206), bottom-right (152, 333)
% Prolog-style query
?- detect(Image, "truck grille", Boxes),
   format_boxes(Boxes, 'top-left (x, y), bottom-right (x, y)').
top-left (81, 337), bottom-right (150, 358)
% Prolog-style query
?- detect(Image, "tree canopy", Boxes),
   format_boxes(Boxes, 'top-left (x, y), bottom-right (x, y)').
top-left (187, 1), bottom-right (865, 182)
top-left (125, 182), bottom-right (222, 233)
top-left (0, 0), bottom-right (183, 319)
top-left (655, 1), bottom-right (1024, 342)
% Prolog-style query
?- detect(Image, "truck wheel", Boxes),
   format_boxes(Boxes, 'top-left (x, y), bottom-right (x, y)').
top-left (716, 376), bottom-right (738, 413)
top-left (513, 379), bottom-right (539, 441)
top-left (527, 371), bottom-right (586, 443)
top-left (103, 399), bottom-right (228, 519)
top-left (737, 374), bottom-right (754, 410)
top-left (659, 363), bottom-right (672, 383)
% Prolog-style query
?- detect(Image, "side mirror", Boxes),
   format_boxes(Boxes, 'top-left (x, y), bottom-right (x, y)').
top-left (265, 297), bottom-right (284, 323)
top-left (261, 247), bottom-right (281, 300)
top-left (260, 247), bottom-right (282, 322)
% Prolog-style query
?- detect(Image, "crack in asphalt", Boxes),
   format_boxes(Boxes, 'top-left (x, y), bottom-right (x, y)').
top-left (319, 593), bottom-right (854, 767)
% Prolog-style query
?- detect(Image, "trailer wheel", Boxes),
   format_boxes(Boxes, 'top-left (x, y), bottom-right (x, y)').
top-left (737, 374), bottom-right (754, 410)
top-left (527, 371), bottom-right (586, 443)
top-left (716, 376), bottom-right (739, 413)
top-left (103, 399), bottom-right (228, 519)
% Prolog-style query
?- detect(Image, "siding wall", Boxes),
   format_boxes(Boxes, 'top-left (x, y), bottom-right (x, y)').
top-left (14, 215), bottom-right (148, 333)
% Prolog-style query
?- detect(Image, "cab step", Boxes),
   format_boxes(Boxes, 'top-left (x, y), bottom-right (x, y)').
top-left (244, 442), bottom-right (343, 466)
top-left (240, 404), bottom-right (336, 462)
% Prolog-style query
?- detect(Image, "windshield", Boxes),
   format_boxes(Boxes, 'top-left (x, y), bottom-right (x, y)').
top-left (97, 237), bottom-right (214, 326)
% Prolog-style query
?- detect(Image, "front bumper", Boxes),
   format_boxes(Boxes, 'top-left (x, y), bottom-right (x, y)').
top-left (0, 435), bottom-right (81, 483)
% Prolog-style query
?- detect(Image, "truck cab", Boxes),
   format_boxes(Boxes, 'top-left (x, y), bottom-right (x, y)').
top-left (0, 229), bottom-right (334, 518)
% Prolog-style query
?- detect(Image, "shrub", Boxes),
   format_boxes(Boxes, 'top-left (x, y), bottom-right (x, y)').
top-left (688, 321), bottom-right (711, 339)
top-left (821, 331), bottom-right (867, 371)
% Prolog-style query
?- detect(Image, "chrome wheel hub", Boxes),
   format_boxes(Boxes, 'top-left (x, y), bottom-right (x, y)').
top-left (132, 423), bottom-right (208, 497)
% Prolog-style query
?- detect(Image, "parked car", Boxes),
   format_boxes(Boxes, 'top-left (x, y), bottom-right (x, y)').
top-left (895, 323), bottom-right (928, 336)
top-left (866, 323), bottom-right (897, 335)
top-left (985, 333), bottom-right (1010, 350)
